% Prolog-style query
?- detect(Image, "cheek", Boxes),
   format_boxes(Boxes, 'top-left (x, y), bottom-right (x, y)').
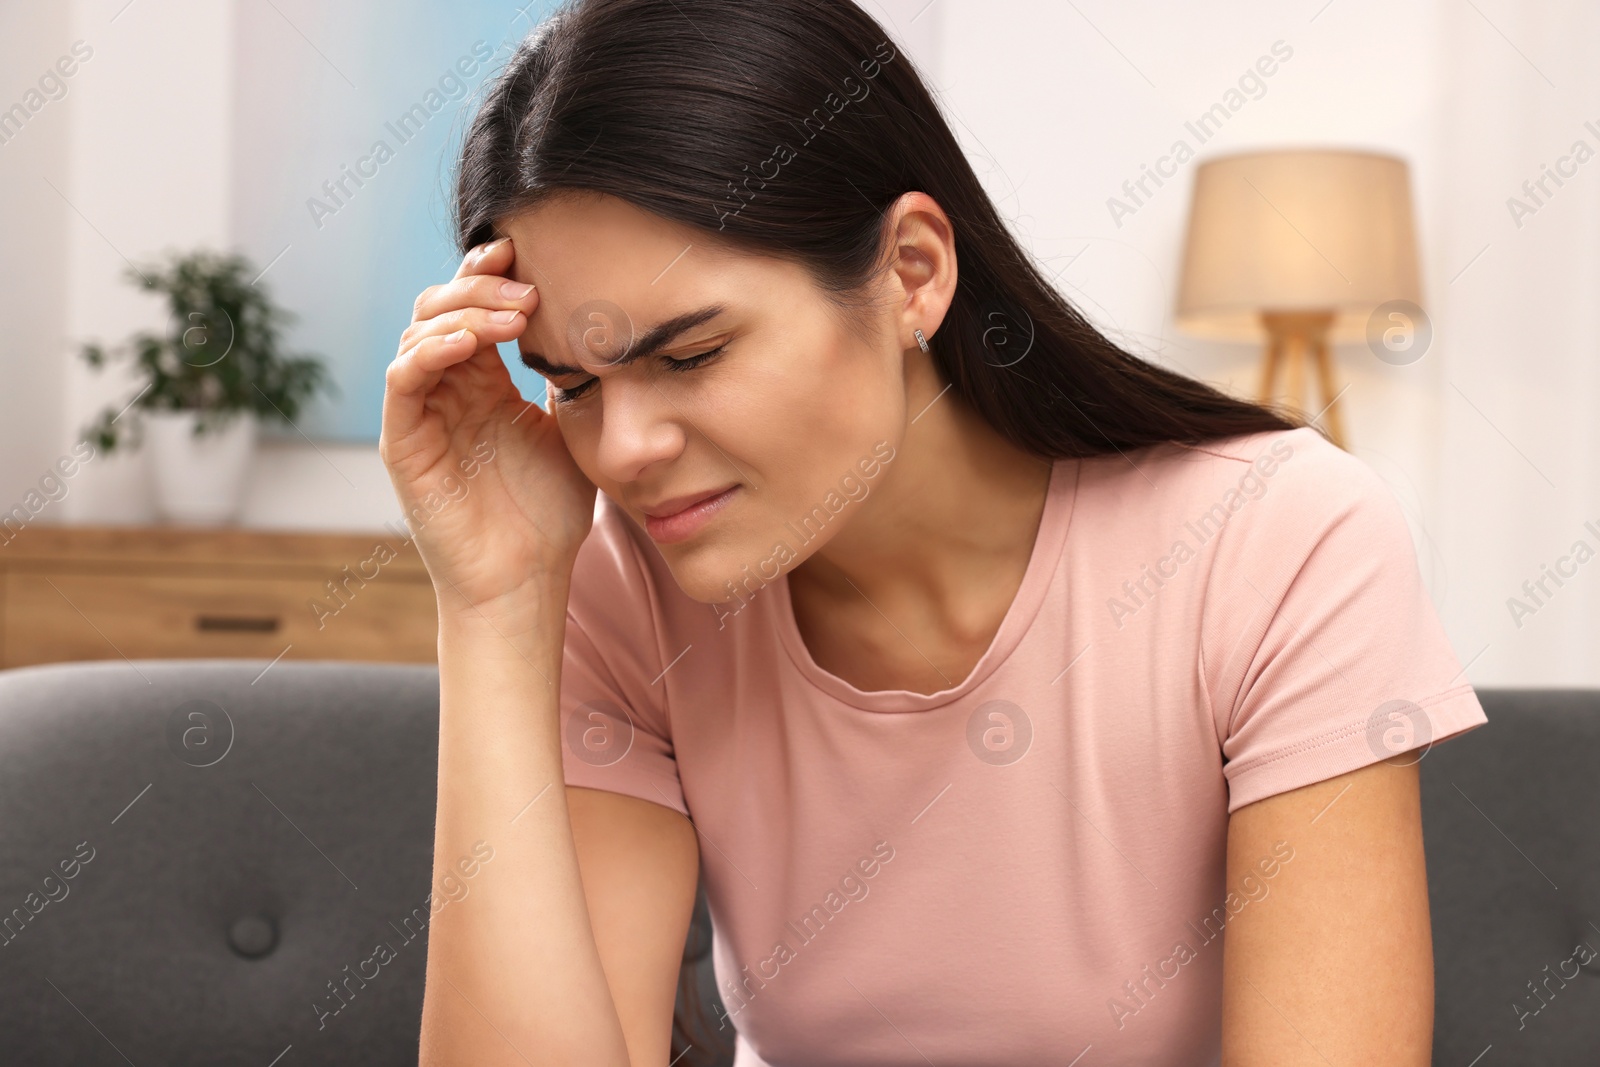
top-left (655, 404), bottom-right (885, 600)
top-left (744, 327), bottom-right (896, 446)
top-left (731, 343), bottom-right (896, 529)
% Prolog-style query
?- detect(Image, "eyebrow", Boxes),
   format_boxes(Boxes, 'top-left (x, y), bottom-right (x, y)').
top-left (519, 304), bottom-right (729, 377)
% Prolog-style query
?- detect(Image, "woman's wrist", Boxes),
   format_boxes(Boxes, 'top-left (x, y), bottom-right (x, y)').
top-left (435, 570), bottom-right (574, 644)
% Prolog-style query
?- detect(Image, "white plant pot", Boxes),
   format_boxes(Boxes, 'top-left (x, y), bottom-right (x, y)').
top-left (143, 409), bottom-right (258, 525)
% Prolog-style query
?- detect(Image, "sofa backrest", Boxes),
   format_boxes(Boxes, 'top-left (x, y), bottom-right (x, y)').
top-left (1, 661), bottom-right (1593, 1065)
top-left (1421, 688), bottom-right (1600, 1064)
top-left (0, 659), bottom-right (443, 1064)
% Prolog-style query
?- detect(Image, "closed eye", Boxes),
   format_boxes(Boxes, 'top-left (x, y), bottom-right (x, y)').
top-left (549, 343), bottom-right (728, 405)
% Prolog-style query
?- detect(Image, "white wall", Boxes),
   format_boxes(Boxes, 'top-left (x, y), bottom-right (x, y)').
top-left (55, 0), bottom-right (237, 525)
top-left (0, 0), bottom-right (245, 526)
top-left (1430, 3), bottom-right (1600, 686)
top-left (928, 0), bottom-right (1452, 557)
top-left (926, 0), bottom-right (1598, 688)
top-left (0, 2), bottom-right (73, 525)
top-left (1, 0), bottom-right (1593, 686)
top-left (0, 0), bottom-right (416, 532)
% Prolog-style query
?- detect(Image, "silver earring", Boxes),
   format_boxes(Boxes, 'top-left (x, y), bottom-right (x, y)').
top-left (914, 329), bottom-right (930, 353)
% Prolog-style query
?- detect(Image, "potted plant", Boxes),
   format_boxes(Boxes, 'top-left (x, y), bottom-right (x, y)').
top-left (79, 249), bottom-right (336, 525)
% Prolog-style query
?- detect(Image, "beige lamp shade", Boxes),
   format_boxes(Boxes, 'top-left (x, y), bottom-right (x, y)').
top-left (1174, 149), bottom-right (1422, 343)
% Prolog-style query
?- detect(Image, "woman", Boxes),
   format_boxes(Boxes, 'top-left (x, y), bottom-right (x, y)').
top-left (380, 1), bottom-right (1488, 1063)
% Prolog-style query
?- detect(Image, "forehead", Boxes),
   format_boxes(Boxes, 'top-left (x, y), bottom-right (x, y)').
top-left (500, 193), bottom-right (754, 357)
top-left (500, 191), bottom-right (720, 285)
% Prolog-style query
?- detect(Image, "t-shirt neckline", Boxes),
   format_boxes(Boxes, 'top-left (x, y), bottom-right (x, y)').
top-left (772, 457), bottom-right (1079, 713)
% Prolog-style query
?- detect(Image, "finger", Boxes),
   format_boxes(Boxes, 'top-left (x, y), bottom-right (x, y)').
top-left (402, 303), bottom-right (530, 355)
top-left (453, 235), bottom-right (515, 281)
top-left (413, 272), bottom-right (539, 326)
top-left (426, 340), bottom-right (522, 432)
top-left (383, 328), bottom-right (479, 442)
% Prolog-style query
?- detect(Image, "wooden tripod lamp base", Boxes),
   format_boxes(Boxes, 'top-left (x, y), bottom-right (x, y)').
top-left (1257, 310), bottom-right (1348, 449)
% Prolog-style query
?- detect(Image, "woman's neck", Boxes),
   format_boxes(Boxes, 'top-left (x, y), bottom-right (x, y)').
top-left (787, 362), bottom-right (1055, 664)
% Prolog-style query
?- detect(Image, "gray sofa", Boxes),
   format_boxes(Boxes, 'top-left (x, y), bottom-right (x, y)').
top-left (0, 660), bottom-right (1592, 1064)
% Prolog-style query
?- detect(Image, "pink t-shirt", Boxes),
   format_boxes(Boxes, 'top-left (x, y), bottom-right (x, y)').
top-left (557, 425), bottom-right (1487, 1066)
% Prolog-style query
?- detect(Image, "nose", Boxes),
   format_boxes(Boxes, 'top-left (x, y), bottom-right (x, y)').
top-left (591, 376), bottom-right (689, 485)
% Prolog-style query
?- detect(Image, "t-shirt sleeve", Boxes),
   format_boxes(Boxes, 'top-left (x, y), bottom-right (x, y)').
top-left (1201, 431), bottom-right (1489, 813)
top-left (558, 497), bottom-right (689, 819)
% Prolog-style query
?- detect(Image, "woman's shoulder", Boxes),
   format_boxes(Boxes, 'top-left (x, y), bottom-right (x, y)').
top-left (1168, 425), bottom-right (1381, 490)
top-left (1069, 425), bottom-right (1414, 593)
top-left (1076, 425), bottom-right (1393, 527)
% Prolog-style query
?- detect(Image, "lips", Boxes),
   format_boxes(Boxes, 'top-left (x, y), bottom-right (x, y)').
top-left (639, 485), bottom-right (739, 518)
top-left (640, 485), bottom-right (740, 544)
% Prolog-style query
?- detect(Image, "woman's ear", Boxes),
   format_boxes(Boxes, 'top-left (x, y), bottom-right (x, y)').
top-left (884, 192), bottom-right (958, 350)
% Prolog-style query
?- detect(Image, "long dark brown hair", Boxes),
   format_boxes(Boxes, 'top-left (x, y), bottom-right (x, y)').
top-left (453, 0), bottom-right (1302, 1059)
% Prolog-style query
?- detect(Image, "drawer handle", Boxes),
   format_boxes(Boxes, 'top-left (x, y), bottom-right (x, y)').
top-left (194, 615), bottom-right (282, 633)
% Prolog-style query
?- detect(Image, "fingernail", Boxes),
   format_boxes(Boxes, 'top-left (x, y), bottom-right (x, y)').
top-left (491, 309), bottom-right (521, 323)
top-left (446, 328), bottom-right (467, 342)
top-left (500, 280), bottom-right (534, 299)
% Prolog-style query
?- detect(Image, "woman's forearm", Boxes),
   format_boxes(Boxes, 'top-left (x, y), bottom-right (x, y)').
top-left (419, 576), bottom-right (633, 1067)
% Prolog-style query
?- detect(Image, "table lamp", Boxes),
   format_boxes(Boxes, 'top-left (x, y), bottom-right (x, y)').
top-left (1174, 148), bottom-right (1423, 448)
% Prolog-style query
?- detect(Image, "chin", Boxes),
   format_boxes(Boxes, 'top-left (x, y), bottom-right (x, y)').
top-left (657, 533), bottom-right (801, 607)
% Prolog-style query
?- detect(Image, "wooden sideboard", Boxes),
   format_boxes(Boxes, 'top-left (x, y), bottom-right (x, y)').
top-left (0, 524), bottom-right (439, 668)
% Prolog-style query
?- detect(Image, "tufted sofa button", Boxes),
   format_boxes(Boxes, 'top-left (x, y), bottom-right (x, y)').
top-left (228, 915), bottom-right (278, 959)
